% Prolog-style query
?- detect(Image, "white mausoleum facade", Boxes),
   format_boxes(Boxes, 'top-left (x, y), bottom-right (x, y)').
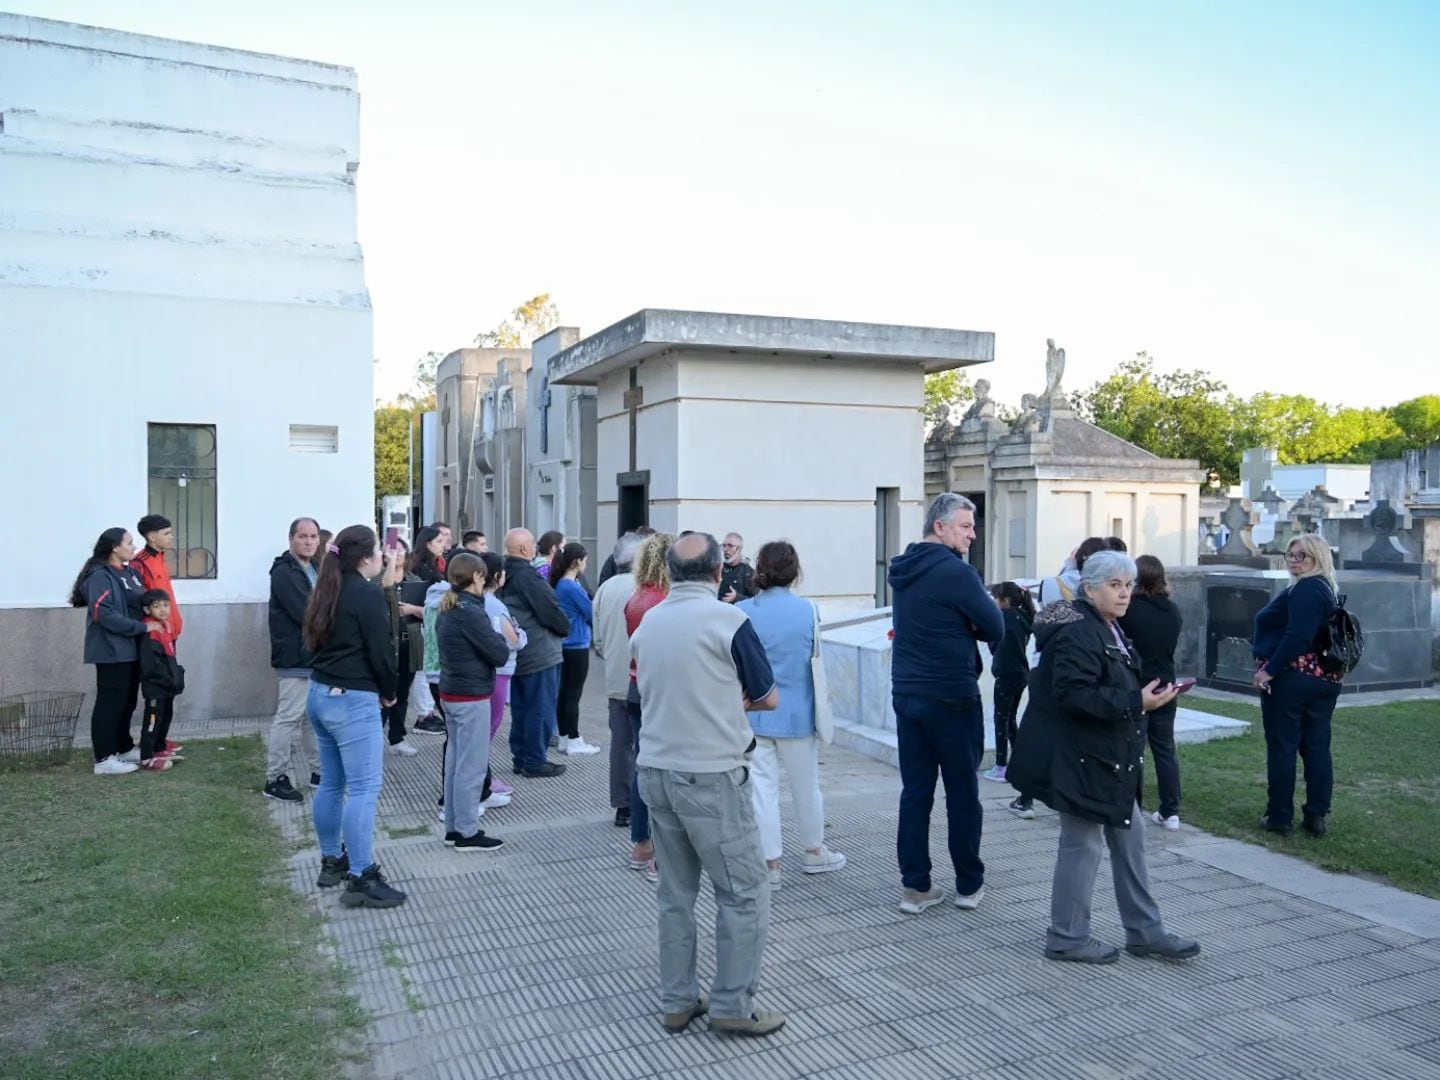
top-left (0, 15), bottom-right (372, 718)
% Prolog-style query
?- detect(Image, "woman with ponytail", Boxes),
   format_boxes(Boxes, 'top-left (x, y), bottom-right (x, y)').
top-left (436, 553), bottom-right (512, 851)
top-left (304, 525), bottom-right (406, 909)
top-left (70, 527), bottom-right (157, 775)
top-left (550, 542), bottom-right (600, 756)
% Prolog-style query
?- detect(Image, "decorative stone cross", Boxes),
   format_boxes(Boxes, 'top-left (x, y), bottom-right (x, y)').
top-left (1217, 498), bottom-right (1259, 556)
top-left (1240, 447), bottom-right (1278, 500)
top-left (1358, 499), bottom-right (1412, 563)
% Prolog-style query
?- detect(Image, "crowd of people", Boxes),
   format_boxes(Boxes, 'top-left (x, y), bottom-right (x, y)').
top-left (68, 494), bottom-right (1350, 1031)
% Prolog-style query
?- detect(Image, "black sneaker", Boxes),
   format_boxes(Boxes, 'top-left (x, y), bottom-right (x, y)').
top-left (340, 864), bottom-right (407, 909)
top-left (1302, 813), bottom-right (1328, 838)
top-left (264, 775), bottom-right (303, 803)
top-left (454, 831), bottom-right (504, 852)
top-left (317, 852), bottom-right (350, 888)
top-left (413, 715), bottom-right (446, 735)
top-left (1258, 814), bottom-right (1293, 836)
top-left (1007, 797), bottom-right (1035, 820)
top-left (521, 762), bottom-right (567, 778)
top-left (309, 772), bottom-right (322, 789)
top-left (615, 807), bottom-right (631, 828)
top-left (444, 831), bottom-right (460, 846)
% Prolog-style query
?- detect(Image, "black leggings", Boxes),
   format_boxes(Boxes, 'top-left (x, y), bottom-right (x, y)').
top-left (992, 678), bottom-right (1026, 767)
top-left (91, 661), bottom-right (140, 762)
top-left (557, 649), bottom-right (590, 740)
top-left (386, 644), bottom-right (417, 746)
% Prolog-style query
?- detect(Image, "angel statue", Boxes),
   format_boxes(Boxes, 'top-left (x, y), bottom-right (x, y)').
top-left (1044, 339), bottom-right (1066, 398)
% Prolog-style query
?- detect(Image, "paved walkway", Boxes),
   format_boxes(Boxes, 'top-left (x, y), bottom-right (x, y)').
top-left (249, 682), bottom-right (1440, 1080)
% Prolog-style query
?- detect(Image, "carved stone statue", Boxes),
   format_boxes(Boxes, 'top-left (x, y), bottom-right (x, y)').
top-left (1044, 338), bottom-right (1066, 398)
top-left (961, 378), bottom-right (996, 423)
top-left (1010, 393), bottom-right (1042, 436)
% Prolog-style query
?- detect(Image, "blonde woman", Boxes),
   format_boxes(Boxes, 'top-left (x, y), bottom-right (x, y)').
top-left (1252, 533), bottom-right (1343, 838)
top-left (623, 532), bottom-right (677, 878)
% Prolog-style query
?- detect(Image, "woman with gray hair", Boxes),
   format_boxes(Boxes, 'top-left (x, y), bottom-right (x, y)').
top-left (1008, 550), bottom-right (1198, 965)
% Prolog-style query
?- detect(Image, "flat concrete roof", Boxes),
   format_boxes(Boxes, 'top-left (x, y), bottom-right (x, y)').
top-left (549, 309), bottom-right (995, 385)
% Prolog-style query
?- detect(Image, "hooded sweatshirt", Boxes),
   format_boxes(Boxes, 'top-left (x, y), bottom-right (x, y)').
top-left (887, 542), bottom-right (1005, 700)
top-left (989, 605), bottom-right (1034, 687)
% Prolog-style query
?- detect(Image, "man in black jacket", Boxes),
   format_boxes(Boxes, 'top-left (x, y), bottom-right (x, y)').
top-left (264, 517), bottom-right (323, 803)
top-left (499, 528), bottom-right (571, 777)
top-left (719, 533), bottom-right (756, 603)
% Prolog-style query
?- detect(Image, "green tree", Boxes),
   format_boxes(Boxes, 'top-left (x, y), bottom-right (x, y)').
top-left (923, 370), bottom-right (973, 426)
top-left (412, 350), bottom-right (446, 396)
top-left (1391, 395), bottom-right (1440, 448)
top-left (373, 392), bottom-right (433, 507)
top-left (474, 293), bottom-right (560, 348)
top-left (1072, 353), bottom-right (1240, 487)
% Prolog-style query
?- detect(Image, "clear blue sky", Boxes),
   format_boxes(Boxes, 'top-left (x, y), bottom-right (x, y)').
top-left (11, 0), bottom-right (1440, 408)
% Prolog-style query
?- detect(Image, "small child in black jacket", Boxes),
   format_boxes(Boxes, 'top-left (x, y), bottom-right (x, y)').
top-left (983, 583), bottom-right (1035, 810)
top-left (138, 590), bottom-right (186, 771)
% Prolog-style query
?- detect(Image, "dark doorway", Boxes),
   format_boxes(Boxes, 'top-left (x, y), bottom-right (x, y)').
top-left (875, 487), bottom-right (900, 607)
top-left (618, 470), bottom-right (650, 533)
top-left (961, 491), bottom-right (986, 575)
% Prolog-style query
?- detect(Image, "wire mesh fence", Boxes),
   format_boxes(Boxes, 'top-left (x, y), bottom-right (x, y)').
top-left (0, 691), bottom-right (85, 765)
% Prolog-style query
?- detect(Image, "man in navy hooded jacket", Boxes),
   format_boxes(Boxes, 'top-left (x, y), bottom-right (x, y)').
top-left (888, 492), bottom-right (1005, 916)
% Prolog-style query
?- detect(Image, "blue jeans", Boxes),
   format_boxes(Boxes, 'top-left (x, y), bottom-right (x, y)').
top-left (1262, 670), bottom-right (1339, 826)
top-left (894, 693), bottom-right (985, 895)
top-left (509, 663), bottom-right (560, 772)
top-left (308, 680), bottom-right (385, 875)
top-left (628, 697), bottom-right (650, 844)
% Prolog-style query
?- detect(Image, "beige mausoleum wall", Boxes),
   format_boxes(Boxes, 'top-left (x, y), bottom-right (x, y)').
top-left (595, 351), bottom-right (927, 609)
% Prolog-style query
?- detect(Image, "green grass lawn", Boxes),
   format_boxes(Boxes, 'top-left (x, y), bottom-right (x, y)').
top-left (0, 736), bottom-right (365, 1080)
top-left (1167, 695), bottom-right (1440, 898)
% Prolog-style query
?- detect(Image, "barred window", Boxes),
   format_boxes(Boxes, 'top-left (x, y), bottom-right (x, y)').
top-left (147, 423), bottom-right (218, 579)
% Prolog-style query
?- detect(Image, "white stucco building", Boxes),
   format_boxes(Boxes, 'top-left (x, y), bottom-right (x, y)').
top-left (0, 15), bottom-right (372, 718)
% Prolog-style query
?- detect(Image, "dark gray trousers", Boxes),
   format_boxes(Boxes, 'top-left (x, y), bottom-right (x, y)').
top-left (1047, 802), bottom-right (1166, 951)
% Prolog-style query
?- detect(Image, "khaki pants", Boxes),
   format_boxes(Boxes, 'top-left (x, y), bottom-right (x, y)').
top-left (637, 765), bottom-right (769, 1020)
top-left (266, 676), bottom-right (321, 783)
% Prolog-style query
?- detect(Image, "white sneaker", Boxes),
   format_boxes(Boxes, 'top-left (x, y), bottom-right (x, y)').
top-left (388, 740), bottom-right (418, 757)
top-left (118, 748), bottom-right (141, 764)
top-left (1151, 811), bottom-right (1181, 831)
top-left (954, 886), bottom-right (985, 910)
top-left (767, 867), bottom-right (782, 890)
top-left (480, 792), bottom-right (511, 809)
top-left (802, 846), bottom-right (848, 875)
top-left (94, 755), bottom-right (138, 776)
top-left (560, 737), bottom-right (601, 756)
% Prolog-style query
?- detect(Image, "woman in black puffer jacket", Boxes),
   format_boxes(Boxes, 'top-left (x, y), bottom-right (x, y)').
top-left (1009, 550), bottom-right (1197, 967)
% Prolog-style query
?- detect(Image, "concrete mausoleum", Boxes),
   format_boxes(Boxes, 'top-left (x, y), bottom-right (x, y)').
top-left (549, 309), bottom-right (995, 609)
top-left (926, 340), bottom-right (1206, 583)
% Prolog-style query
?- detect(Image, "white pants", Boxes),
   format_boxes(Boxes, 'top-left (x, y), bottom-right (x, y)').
top-left (408, 671), bottom-right (435, 720)
top-left (749, 735), bottom-right (825, 862)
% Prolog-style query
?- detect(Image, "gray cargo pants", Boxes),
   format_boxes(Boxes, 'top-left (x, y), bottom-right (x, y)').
top-left (637, 765), bottom-right (770, 1020)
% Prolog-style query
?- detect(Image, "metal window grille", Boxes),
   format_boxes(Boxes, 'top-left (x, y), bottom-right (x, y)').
top-left (147, 423), bottom-right (218, 579)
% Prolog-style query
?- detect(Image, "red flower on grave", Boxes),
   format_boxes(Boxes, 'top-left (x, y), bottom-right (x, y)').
top-left (887, 629), bottom-right (896, 640)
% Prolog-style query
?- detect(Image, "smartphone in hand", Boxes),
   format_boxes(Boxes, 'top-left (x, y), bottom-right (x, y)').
top-left (1170, 677), bottom-right (1197, 695)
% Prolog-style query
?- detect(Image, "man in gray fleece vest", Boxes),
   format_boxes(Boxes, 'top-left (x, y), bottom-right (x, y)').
top-left (631, 532), bottom-right (784, 1038)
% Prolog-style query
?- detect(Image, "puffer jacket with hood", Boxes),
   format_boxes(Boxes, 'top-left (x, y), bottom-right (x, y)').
top-left (887, 542), bottom-right (1004, 700)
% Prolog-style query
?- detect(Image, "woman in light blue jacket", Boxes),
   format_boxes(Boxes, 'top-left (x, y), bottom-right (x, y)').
top-left (738, 541), bottom-right (847, 889)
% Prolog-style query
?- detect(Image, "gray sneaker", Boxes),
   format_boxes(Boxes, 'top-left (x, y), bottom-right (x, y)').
top-left (1045, 937), bottom-right (1120, 964)
top-left (1126, 933), bottom-right (1201, 961)
top-left (899, 886), bottom-right (946, 915)
top-left (661, 993), bottom-right (708, 1033)
top-left (710, 1010), bottom-right (786, 1037)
